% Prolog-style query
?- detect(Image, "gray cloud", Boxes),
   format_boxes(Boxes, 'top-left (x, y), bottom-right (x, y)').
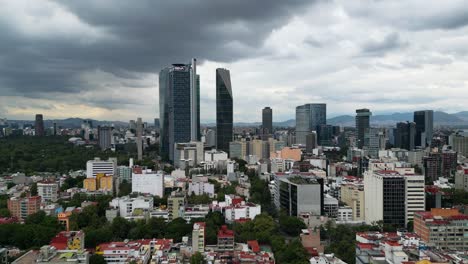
top-left (361, 32), bottom-right (408, 56)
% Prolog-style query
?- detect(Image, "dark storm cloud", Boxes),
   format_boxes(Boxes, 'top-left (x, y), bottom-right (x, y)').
top-left (0, 0), bottom-right (312, 99)
top-left (360, 33), bottom-right (408, 56)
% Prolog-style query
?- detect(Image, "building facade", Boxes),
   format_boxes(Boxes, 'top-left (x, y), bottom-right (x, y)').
top-left (414, 110), bottom-right (434, 148)
top-left (8, 196), bottom-right (41, 220)
top-left (356, 109), bottom-right (371, 149)
top-left (131, 172), bottom-right (164, 197)
top-left (295, 104), bottom-right (326, 145)
top-left (216, 68), bottom-right (233, 153)
top-left (37, 181), bottom-right (58, 203)
top-left (262, 107), bottom-right (273, 135)
top-left (35, 114), bottom-right (45, 136)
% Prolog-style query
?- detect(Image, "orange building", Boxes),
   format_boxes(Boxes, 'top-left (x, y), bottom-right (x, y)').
top-left (99, 175), bottom-right (113, 191)
top-left (83, 178), bottom-right (97, 191)
top-left (7, 196), bottom-right (41, 220)
top-left (270, 147), bottom-right (302, 161)
top-left (84, 173), bottom-right (113, 192)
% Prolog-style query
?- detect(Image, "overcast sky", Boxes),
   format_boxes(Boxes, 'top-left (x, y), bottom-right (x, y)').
top-left (1, 0), bottom-right (468, 123)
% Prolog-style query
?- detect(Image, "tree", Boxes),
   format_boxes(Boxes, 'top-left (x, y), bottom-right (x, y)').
top-left (0, 208), bottom-right (11, 217)
top-left (111, 217), bottom-right (131, 240)
top-left (30, 182), bottom-right (38, 196)
top-left (118, 180), bottom-right (132, 197)
top-left (190, 252), bottom-right (206, 264)
top-left (89, 254), bottom-right (106, 264)
top-left (7, 182), bottom-right (15, 189)
top-left (279, 214), bottom-right (307, 236)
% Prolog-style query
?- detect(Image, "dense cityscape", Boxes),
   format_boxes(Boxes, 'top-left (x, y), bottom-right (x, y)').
top-left (3, 1), bottom-right (468, 264)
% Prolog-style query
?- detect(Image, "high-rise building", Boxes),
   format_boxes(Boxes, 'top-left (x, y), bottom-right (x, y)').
top-left (167, 194), bottom-right (185, 220)
top-left (340, 184), bottom-right (365, 221)
top-left (192, 222), bottom-right (206, 253)
top-left (98, 126), bottom-right (112, 150)
top-left (35, 114), bottom-right (45, 136)
top-left (86, 158), bottom-right (117, 178)
top-left (37, 181), bottom-right (58, 203)
top-left (153, 118), bottom-right (160, 129)
top-left (318, 124), bottom-right (334, 146)
top-left (355, 109), bottom-right (371, 149)
top-left (305, 132), bottom-right (317, 153)
top-left (216, 68), bottom-right (233, 153)
top-left (262, 107), bottom-right (273, 135)
top-left (173, 141), bottom-right (204, 169)
top-left (136, 117), bottom-right (143, 161)
top-left (449, 131), bottom-right (468, 158)
top-left (8, 196), bottom-right (41, 220)
top-left (295, 104), bottom-right (326, 145)
top-left (424, 150), bottom-right (457, 183)
top-left (414, 110), bottom-right (433, 148)
top-left (364, 170), bottom-right (425, 228)
top-left (394, 122), bottom-right (416, 150)
top-left (159, 60), bottom-right (200, 161)
top-left (53, 122), bottom-right (57, 136)
top-left (364, 128), bottom-right (386, 158)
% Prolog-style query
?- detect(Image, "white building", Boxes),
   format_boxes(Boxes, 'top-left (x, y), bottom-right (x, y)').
top-left (173, 141), bottom-right (204, 169)
top-left (364, 168), bottom-right (425, 227)
top-left (225, 202), bottom-right (261, 222)
top-left (337, 207), bottom-right (353, 222)
top-left (99, 240), bottom-right (151, 264)
top-left (37, 181), bottom-right (58, 203)
top-left (86, 157), bottom-right (117, 178)
top-left (131, 171), bottom-right (164, 197)
top-left (110, 196), bottom-right (154, 218)
top-left (188, 182), bottom-right (215, 197)
top-left (204, 149), bottom-right (228, 162)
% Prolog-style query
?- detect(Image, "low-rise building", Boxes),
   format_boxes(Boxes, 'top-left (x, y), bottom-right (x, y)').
top-left (225, 202), bottom-right (261, 223)
top-left (109, 196), bottom-right (153, 219)
top-left (217, 225), bottom-right (235, 251)
top-left (132, 171), bottom-right (164, 197)
top-left (188, 181), bottom-right (215, 197)
top-left (97, 240), bottom-right (151, 264)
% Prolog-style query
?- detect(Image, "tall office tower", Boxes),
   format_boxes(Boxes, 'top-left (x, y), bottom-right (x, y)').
top-left (295, 103), bottom-right (326, 145)
top-left (136, 117), bottom-right (143, 161)
top-left (262, 107), bottom-right (273, 135)
top-left (35, 114), bottom-right (44, 136)
top-left (154, 118), bottom-right (160, 129)
top-left (159, 60), bottom-right (200, 161)
top-left (355, 109), bottom-right (371, 149)
top-left (394, 122), bottom-right (416, 150)
top-left (53, 122), bottom-right (57, 136)
top-left (216, 68), bottom-right (233, 153)
top-left (305, 132), bottom-right (317, 153)
top-left (364, 128), bottom-right (386, 158)
top-left (414, 110), bottom-right (434, 148)
top-left (98, 126), bottom-right (112, 150)
top-left (364, 169), bottom-right (425, 228)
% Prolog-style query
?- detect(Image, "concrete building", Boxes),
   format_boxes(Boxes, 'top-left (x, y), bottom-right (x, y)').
top-left (173, 141), bottom-right (204, 169)
top-left (35, 114), bottom-right (45, 136)
top-left (188, 181), bottom-right (215, 197)
top-left (323, 195), bottom-right (339, 218)
top-left (98, 126), bottom-right (112, 150)
top-left (414, 110), bottom-right (433, 148)
top-left (306, 132), bottom-right (317, 153)
top-left (8, 196), bottom-right (41, 220)
top-left (204, 149), bottom-right (228, 162)
top-left (340, 183), bottom-right (365, 221)
top-left (192, 222), bottom-right (206, 253)
top-left (136, 117), bottom-right (143, 161)
top-left (132, 171), bottom-right (164, 197)
top-left (364, 128), bottom-right (386, 159)
top-left (364, 169), bottom-right (425, 227)
top-left (167, 194), bottom-right (185, 221)
top-left (86, 158), bottom-right (116, 178)
top-left (229, 141), bottom-right (247, 159)
top-left (97, 240), bottom-right (151, 264)
top-left (109, 196), bottom-right (153, 219)
top-left (217, 225), bottom-right (235, 251)
top-left (224, 202), bottom-right (261, 222)
top-left (37, 181), bottom-right (58, 203)
top-left (356, 109), bottom-right (371, 149)
top-left (270, 147), bottom-right (302, 161)
top-left (414, 208), bottom-right (468, 250)
top-left (449, 131), bottom-right (468, 158)
top-left (117, 166), bottom-right (132, 183)
top-left (274, 174), bottom-right (323, 216)
top-left (455, 165), bottom-right (468, 191)
top-left (216, 68), bottom-right (233, 153)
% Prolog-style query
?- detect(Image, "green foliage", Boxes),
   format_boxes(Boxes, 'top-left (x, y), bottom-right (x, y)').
top-left (0, 208), bottom-right (11, 217)
top-left (89, 254), bottom-right (107, 264)
top-left (7, 182), bottom-right (15, 189)
top-left (0, 211), bottom-right (63, 249)
top-left (187, 194), bottom-right (213, 204)
top-left (231, 158), bottom-right (247, 172)
top-left (279, 213), bottom-right (307, 236)
top-left (190, 252), bottom-right (206, 264)
top-left (30, 182), bottom-right (38, 195)
top-left (60, 176), bottom-right (86, 191)
top-left (443, 188), bottom-right (468, 205)
top-left (191, 211), bottom-right (225, 245)
top-left (276, 239), bottom-right (310, 264)
top-left (118, 180), bottom-right (132, 197)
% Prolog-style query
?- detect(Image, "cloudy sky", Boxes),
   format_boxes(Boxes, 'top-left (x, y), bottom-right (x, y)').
top-left (1, 0), bottom-right (468, 123)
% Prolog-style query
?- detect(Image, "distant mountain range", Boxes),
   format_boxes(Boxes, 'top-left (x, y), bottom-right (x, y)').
top-left (7, 111), bottom-right (468, 129)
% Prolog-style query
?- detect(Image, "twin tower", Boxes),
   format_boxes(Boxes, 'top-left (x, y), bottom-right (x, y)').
top-left (159, 58), bottom-right (233, 162)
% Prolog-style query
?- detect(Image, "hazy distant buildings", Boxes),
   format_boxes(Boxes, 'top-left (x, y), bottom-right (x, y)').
top-left (262, 107), bottom-right (273, 135)
top-left (449, 131), bottom-right (468, 158)
top-left (159, 60), bottom-right (200, 161)
top-left (394, 121), bottom-right (416, 150)
top-left (414, 110), bottom-right (433, 148)
top-left (295, 104), bottom-right (326, 145)
top-left (98, 126), bottom-right (112, 150)
top-left (305, 132), bottom-right (317, 153)
top-left (216, 68), bottom-right (233, 153)
top-left (136, 117), bottom-right (143, 161)
top-left (35, 114), bottom-right (44, 136)
top-left (355, 109), bottom-right (371, 149)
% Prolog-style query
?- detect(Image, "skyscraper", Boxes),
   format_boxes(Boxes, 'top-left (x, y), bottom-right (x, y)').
top-left (159, 60), bottom-right (200, 161)
top-left (394, 121), bottom-right (416, 150)
top-left (98, 126), bottom-right (112, 150)
top-left (216, 68), bottom-right (233, 153)
top-left (414, 110), bottom-right (433, 148)
top-left (355, 109), bottom-right (371, 149)
top-left (136, 117), bottom-right (143, 161)
top-left (295, 104), bottom-right (326, 145)
top-left (35, 114), bottom-right (44, 136)
top-left (262, 107), bottom-right (273, 135)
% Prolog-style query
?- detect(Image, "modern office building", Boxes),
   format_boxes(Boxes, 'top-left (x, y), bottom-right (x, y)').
top-left (414, 110), bottom-right (434, 148)
top-left (35, 114), bottom-right (45, 136)
top-left (394, 122), bottom-right (416, 151)
top-left (364, 170), bottom-right (425, 227)
top-left (159, 60), bottom-right (200, 161)
top-left (98, 126), bottom-right (112, 150)
top-left (364, 128), bottom-right (386, 158)
top-left (318, 124), bottom-right (334, 146)
top-left (305, 132), bottom-right (317, 153)
top-left (216, 68), bottom-right (233, 153)
top-left (274, 174), bottom-right (324, 216)
top-left (86, 158), bottom-right (117, 178)
top-left (132, 171), bottom-right (164, 197)
top-left (262, 107), bottom-right (273, 135)
top-left (356, 109), bottom-right (371, 149)
top-left (8, 196), bottom-right (41, 220)
top-left (295, 104), bottom-right (326, 145)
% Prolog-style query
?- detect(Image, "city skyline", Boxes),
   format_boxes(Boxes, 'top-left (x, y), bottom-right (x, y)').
top-left (2, 1), bottom-right (468, 122)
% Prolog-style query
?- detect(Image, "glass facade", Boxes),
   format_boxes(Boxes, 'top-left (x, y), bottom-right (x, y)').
top-left (295, 103), bottom-right (326, 145)
top-left (414, 110), bottom-right (433, 148)
top-left (383, 177), bottom-right (406, 227)
top-left (355, 109), bottom-right (371, 149)
top-left (262, 107), bottom-right (273, 134)
top-left (216, 68), bottom-right (233, 153)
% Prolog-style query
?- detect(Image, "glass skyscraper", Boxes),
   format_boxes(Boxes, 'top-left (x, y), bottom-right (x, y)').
top-left (216, 68), bottom-right (233, 153)
top-left (295, 103), bottom-right (326, 145)
top-left (355, 108), bottom-right (371, 149)
top-left (262, 107), bottom-right (273, 135)
top-left (159, 61), bottom-right (200, 162)
top-left (414, 110), bottom-right (433, 148)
